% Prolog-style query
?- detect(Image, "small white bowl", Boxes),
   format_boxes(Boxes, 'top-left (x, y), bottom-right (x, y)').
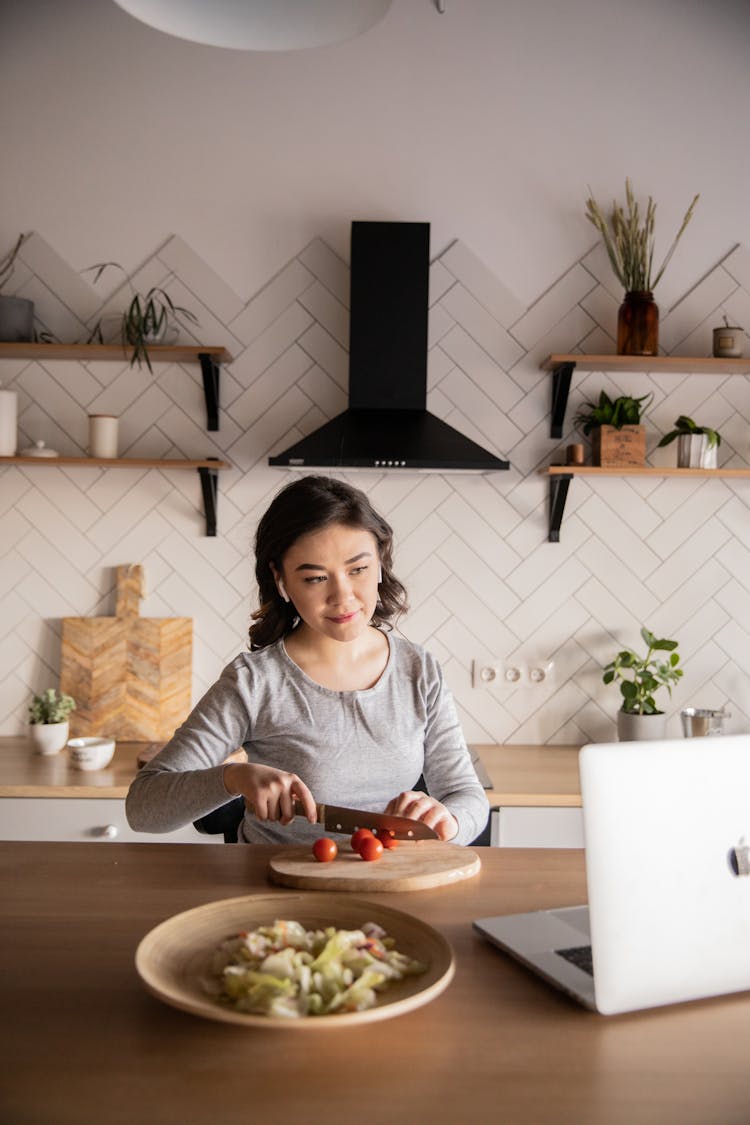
top-left (67, 736), bottom-right (116, 771)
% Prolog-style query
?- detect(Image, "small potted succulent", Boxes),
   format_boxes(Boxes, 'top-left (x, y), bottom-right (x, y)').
top-left (28, 688), bottom-right (77, 756)
top-left (0, 232), bottom-right (34, 342)
top-left (573, 390), bottom-right (653, 466)
top-left (85, 261), bottom-right (199, 373)
top-left (657, 415), bottom-right (721, 470)
top-left (602, 626), bottom-right (683, 741)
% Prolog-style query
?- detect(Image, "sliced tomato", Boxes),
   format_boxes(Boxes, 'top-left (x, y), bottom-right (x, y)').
top-left (312, 837), bottom-right (338, 863)
top-left (377, 830), bottom-right (398, 849)
top-left (358, 836), bottom-right (384, 862)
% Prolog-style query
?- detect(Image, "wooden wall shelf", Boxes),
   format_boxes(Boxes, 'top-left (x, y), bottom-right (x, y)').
top-left (542, 464), bottom-right (750, 542)
top-left (546, 465), bottom-right (750, 479)
top-left (0, 343), bottom-right (233, 432)
top-left (0, 455), bottom-right (230, 536)
top-left (540, 353), bottom-right (750, 438)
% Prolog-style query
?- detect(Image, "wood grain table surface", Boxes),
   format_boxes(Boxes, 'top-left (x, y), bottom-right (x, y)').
top-left (2, 841), bottom-right (749, 1125)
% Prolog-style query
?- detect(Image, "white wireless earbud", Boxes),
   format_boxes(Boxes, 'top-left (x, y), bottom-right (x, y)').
top-left (278, 580), bottom-right (290, 603)
top-left (378, 563), bottom-right (383, 583)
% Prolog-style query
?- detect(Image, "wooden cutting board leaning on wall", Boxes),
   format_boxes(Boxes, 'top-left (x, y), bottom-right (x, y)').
top-left (61, 564), bottom-right (192, 741)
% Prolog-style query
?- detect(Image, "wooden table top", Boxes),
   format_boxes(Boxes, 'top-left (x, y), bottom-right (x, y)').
top-left (0, 736), bottom-right (582, 805)
top-left (1, 841), bottom-right (749, 1125)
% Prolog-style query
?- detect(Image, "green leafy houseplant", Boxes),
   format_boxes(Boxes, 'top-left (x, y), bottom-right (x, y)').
top-left (573, 390), bottom-right (653, 436)
top-left (657, 414), bottom-right (721, 451)
top-left (85, 262), bottom-right (199, 373)
top-left (603, 627), bottom-right (683, 715)
top-left (585, 179), bottom-right (700, 293)
top-left (28, 688), bottom-right (76, 724)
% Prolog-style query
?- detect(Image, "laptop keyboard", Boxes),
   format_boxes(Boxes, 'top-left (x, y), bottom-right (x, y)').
top-left (556, 944), bottom-right (594, 976)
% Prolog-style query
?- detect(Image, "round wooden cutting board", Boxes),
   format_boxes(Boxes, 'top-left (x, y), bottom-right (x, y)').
top-left (268, 841), bottom-right (481, 892)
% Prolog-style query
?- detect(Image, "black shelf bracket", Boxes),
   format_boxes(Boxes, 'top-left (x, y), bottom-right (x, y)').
top-left (199, 353), bottom-right (220, 431)
top-left (548, 473), bottom-right (573, 542)
top-left (550, 361), bottom-right (576, 439)
top-left (198, 461), bottom-right (220, 537)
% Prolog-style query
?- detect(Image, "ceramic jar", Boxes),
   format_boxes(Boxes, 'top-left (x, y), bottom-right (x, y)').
top-left (713, 325), bottom-right (743, 358)
top-left (0, 387), bottom-right (17, 455)
top-left (88, 414), bottom-right (119, 458)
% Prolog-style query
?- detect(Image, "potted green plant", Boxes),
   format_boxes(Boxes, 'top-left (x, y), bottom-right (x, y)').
top-left (28, 688), bottom-right (77, 756)
top-left (603, 626), bottom-right (683, 741)
top-left (585, 179), bottom-right (699, 356)
top-left (85, 261), bottom-right (199, 373)
top-left (573, 390), bottom-right (653, 466)
top-left (657, 415), bottom-right (721, 470)
top-left (0, 232), bottom-right (34, 342)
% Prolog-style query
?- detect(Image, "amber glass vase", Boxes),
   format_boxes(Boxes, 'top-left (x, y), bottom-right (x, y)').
top-left (617, 291), bottom-right (659, 356)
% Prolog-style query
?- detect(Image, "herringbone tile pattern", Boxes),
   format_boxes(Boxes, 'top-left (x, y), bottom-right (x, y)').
top-left (2, 233), bottom-right (749, 742)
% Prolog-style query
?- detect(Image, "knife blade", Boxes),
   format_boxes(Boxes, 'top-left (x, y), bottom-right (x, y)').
top-left (313, 802), bottom-right (439, 841)
top-left (247, 799), bottom-right (438, 840)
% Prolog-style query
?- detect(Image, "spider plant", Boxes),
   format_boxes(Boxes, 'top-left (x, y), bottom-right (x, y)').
top-left (85, 261), bottom-right (199, 373)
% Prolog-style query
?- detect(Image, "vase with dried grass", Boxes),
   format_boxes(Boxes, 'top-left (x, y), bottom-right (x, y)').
top-left (585, 179), bottom-right (699, 356)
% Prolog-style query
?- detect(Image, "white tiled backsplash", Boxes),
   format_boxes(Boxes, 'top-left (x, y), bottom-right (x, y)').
top-left (2, 232), bottom-right (750, 742)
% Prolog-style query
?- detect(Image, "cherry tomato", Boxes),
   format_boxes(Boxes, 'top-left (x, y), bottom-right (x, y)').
top-left (358, 836), bottom-right (383, 862)
top-left (377, 830), bottom-right (398, 850)
top-left (312, 837), bottom-right (338, 863)
top-left (350, 827), bottom-right (375, 853)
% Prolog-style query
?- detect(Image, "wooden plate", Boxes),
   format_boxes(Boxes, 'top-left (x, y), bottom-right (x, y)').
top-left (135, 892), bottom-right (455, 1029)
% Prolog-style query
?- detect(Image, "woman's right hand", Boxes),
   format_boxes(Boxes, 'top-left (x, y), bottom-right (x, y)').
top-left (222, 762), bottom-right (317, 826)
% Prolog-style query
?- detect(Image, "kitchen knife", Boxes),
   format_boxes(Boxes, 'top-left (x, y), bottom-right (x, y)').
top-left (248, 800), bottom-right (439, 840)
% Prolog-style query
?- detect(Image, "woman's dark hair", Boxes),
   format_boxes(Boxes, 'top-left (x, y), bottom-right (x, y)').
top-left (249, 475), bottom-right (408, 650)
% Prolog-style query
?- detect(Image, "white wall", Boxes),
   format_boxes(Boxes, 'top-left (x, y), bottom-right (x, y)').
top-left (2, 0), bottom-right (750, 741)
top-left (5, 0), bottom-right (750, 304)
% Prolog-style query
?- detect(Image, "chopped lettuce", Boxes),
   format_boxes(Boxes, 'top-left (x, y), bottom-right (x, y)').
top-left (206, 918), bottom-right (426, 1019)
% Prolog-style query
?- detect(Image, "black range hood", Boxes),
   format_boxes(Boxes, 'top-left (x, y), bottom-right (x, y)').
top-left (269, 221), bottom-right (510, 473)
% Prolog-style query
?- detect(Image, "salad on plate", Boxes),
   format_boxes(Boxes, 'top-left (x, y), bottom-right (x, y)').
top-left (204, 918), bottom-right (426, 1019)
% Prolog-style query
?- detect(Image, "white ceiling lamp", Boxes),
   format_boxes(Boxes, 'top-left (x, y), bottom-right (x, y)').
top-left (111, 0), bottom-right (395, 51)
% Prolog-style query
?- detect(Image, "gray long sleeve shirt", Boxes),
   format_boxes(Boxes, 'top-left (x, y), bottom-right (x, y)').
top-left (126, 632), bottom-right (488, 845)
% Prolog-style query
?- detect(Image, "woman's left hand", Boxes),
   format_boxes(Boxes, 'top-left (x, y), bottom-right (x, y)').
top-left (384, 791), bottom-right (458, 842)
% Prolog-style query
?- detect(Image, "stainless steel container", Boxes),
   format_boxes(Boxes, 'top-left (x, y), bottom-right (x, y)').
top-left (680, 707), bottom-right (730, 737)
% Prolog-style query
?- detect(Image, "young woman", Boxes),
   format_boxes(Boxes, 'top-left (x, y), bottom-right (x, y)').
top-left (126, 475), bottom-right (489, 845)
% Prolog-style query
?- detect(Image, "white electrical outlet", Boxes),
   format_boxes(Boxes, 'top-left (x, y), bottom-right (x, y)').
top-left (472, 657), bottom-right (555, 690)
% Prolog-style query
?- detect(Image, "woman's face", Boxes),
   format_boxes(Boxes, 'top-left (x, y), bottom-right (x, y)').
top-left (274, 522), bottom-right (380, 644)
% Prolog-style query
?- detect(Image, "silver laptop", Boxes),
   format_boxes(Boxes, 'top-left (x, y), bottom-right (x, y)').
top-left (473, 735), bottom-right (750, 1014)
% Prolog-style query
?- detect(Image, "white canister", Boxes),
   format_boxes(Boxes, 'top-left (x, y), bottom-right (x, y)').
top-left (0, 387), bottom-right (18, 455)
top-left (88, 414), bottom-right (119, 458)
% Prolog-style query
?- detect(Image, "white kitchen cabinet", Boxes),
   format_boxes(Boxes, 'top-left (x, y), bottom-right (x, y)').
top-left (0, 797), bottom-right (222, 844)
top-left (490, 805), bottom-right (584, 848)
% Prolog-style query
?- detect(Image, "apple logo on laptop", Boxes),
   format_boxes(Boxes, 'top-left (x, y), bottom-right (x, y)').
top-left (728, 837), bottom-right (750, 877)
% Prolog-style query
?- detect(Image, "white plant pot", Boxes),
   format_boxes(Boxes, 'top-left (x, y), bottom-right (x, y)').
top-left (29, 720), bottom-right (70, 756)
top-left (616, 711), bottom-right (667, 742)
top-left (677, 433), bottom-right (718, 469)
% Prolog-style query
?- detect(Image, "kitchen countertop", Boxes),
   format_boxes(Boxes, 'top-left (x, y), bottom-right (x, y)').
top-left (0, 736), bottom-right (582, 805)
top-left (2, 840), bottom-right (749, 1125)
